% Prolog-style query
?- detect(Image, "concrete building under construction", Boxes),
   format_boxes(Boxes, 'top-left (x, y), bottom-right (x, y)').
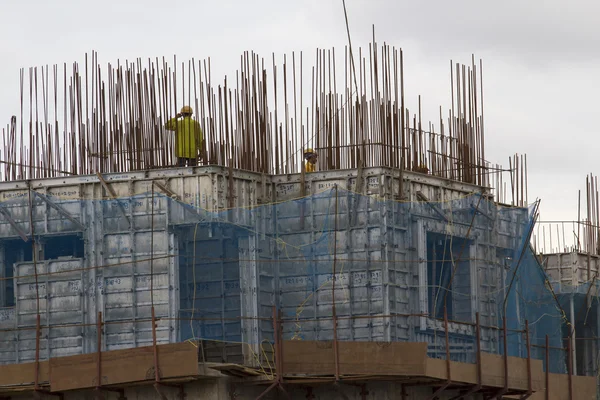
top-left (0, 38), bottom-right (597, 399)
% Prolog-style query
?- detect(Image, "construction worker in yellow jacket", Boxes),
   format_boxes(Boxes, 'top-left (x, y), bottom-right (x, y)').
top-left (165, 106), bottom-right (204, 167)
top-left (304, 148), bottom-right (318, 173)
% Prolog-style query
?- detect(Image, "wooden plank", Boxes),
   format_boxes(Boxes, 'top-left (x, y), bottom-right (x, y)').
top-left (283, 341), bottom-right (562, 396)
top-left (477, 353), bottom-right (544, 392)
top-left (425, 359), bottom-right (476, 384)
top-left (282, 341), bottom-right (428, 376)
top-left (0, 360), bottom-right (50, 387)
top-left (523, 374), bottom-right (596, 400)
top-left (50, 343), bottom-right (198, 392)
top-left (570, 375), bottom-right (596, 400)
top-left (427, 356), bottom-right (545, 392)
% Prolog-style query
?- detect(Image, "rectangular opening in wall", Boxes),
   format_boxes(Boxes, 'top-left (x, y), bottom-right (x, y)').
top-left (42, 234), bottom-right (85, 260)
top-left (1, 234), bottom-right (84, 307)
top-left (426, 232), bottom-right (471, 321)
top-left (1, 239), bottom-right (33, 307)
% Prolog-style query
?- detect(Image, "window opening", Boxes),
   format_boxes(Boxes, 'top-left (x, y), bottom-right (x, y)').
top-left (427, 232), bottom-right (471, 320)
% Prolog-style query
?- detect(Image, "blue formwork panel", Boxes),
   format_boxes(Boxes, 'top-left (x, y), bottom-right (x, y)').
top-left (177, 223), bottom-right (243, 352)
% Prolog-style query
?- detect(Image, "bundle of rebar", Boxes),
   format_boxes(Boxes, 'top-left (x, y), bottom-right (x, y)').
top-left (581, 173), bottom-right (599, 255)
top-left (1, 36), bottom-right (501, 193)
top-left (533, 174), bottom-right (598, 255)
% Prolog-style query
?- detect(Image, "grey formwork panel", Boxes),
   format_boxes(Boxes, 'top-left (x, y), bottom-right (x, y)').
top-left (0, 307), bottom-right (16, 364)
top-left (95, 184), bottom-right (179, 351)
top-left (414, 328), bottom-right (477, 363)
top-left (544, 252), bottom-right (600, 291)
top-left (0, 166), bottom-right (528, 369)
top-left (101, 230), bottom-right (174, 350)
top-left (0, 188), bottom-right (84, 239)
top-left (265, 170), bottom-right (409, 345)
top-left (262, 168), bottom-right (528, 363)
top-left (14, 258), bottom-right (85, 363)
top-left (0, 167), bottom-right (267, 366)
top-left (177, 223), bottom-right (245, 364)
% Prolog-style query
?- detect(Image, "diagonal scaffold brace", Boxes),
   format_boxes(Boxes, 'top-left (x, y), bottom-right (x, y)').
top-left (426, 306), bottom-right (452, 400)
top-left (94, 312), bottom-right (126, 400)
top-left (150, 307), bottom-right (186, 400)
top-left (255, 307), bottom-right (290, 400)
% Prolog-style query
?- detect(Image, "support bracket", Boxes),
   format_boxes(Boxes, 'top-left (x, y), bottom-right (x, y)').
top-left (449, 385), bottom-right (481, 400)
top-left (32, 191), bottom-right (85, 231)
top-left (427, 383), bottom-right (449, 400)
top-left (96, 173), bottom-right (131, 228)
top-left (427, 307), bottom-right (452, 400)
top-left (255, 308), bottom-right (290, 400)
top-left (416, 191), bottom-right (449, 223)
top-left (153, 383), bottom-right (169, 400)
top-left (0, 205), bottom-right (29, 242)
top-left (484, 319), bottom-right (510, 400)
top-left (150, 382), bottom-right (186, 400)
top-left (95, 387), bottom-right (126, 400)
top-left (450, 313), bottom-right (483, 400)
top-left (472, 204), bottom-right (494, 222)
top-left (153, 180), bottom-right (178, 200)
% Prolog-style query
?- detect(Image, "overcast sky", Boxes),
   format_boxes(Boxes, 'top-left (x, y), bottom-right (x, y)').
top-left (1, 0), bottom-right (599, 248)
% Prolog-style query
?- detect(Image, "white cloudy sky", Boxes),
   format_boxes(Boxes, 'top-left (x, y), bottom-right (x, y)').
top-left (0, 0), bottom-right (599, 247)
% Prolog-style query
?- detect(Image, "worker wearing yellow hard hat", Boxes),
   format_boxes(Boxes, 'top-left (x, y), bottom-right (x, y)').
top-left (304, 148), bottom-right (318, 173)
top-left (165, 106), bottom-right (205, 167)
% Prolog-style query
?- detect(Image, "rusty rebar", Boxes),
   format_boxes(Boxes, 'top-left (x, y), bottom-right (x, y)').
top-left (0, 42), bottom-right (510, 201)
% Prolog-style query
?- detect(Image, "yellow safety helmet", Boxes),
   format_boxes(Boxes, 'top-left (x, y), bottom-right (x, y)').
top-left (180, 105), bottom-right (193, 115)
top-left (304, 148), bottom-right (316, 156)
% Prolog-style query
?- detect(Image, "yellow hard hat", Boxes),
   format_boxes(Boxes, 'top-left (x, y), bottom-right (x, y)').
top-left (304, 148), bottom-right (315, 156)
top-left (180, 105), bottom-right (193, 115)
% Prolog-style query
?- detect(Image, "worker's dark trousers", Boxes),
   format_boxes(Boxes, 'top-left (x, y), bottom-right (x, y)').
top-left (177, 157), bottom-right (197, 167)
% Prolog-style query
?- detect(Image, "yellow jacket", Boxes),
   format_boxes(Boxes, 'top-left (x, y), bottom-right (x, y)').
top-left (165, 117), bottom-right (203, 159)
top-left (305, 161), bottom-right (316, 173)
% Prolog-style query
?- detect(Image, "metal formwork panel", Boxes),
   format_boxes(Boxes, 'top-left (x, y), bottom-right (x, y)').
top-left (0, 308), bottom-right (16, 363)
top-left (388, 228), bottom-right (411, 341)
top-left (43, 187), bottom-right (84, 234)
top-left (14, 258), bottom-right (84, 362)
top-left (177, 223), bottom-right (244, 363)
top-left (0, 192), bottom-right (31, 239)
top-left (101, 230), bottom-right (174, 350)
top-left (544, 253), bottom-right (600, 290)
top-left (0, 188), bottom-right (84, 239)
top-left (496, 208), bottom-right (527, 250)
top-left (0, 166), bottom-right (530, 369)
top-left (274, 187), bottom-right (393, 342)
top-left (415, 330), bottom-right (476, 363)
